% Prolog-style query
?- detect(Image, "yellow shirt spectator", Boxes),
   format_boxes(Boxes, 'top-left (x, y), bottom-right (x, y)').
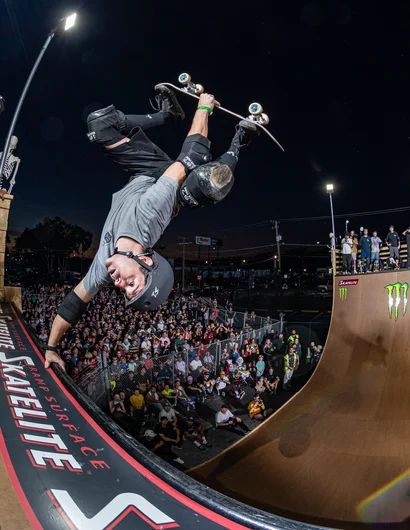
top-left (130, 393), bottom-right (144, 409)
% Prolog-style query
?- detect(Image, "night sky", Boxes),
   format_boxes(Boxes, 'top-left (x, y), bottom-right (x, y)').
top-left (1, 0), bottom-right (410, 259)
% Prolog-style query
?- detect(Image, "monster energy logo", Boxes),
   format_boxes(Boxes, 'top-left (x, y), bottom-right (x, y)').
top-left (339, 287), bottom-right (348, 301)
top-left (385, 282), bottom-right (409, 320)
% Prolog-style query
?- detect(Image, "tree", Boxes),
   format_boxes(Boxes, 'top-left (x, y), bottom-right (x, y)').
top-left (14, 217), bottom-right (92, 278)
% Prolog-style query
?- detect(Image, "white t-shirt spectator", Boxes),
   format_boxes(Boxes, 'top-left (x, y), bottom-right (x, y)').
top-left (215, 409), bottom-right (234, 426)
top-left (176, 360), bottom-right (186, 373)
top-left (190, 358), bottom-right (203, 371)
top-left (371, 236), bottom-right (382, 252)
top-left (159, 408), bottom-right (177, 422)
top-left (341, 237), bottom-right (352, 254)
top-left (141, 339), bottom-right (151, 350)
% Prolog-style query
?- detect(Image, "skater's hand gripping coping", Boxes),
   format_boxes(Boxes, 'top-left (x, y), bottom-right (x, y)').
top-left (45, 349), bottom-right (66, 371)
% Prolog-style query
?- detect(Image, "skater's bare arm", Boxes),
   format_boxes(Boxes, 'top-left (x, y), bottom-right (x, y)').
top-left (163, 161), bottom-right (189, 186)
top-left (187, 93), bottom-right (220, 137)
top-left (45, 280), bottom-right (93, 370)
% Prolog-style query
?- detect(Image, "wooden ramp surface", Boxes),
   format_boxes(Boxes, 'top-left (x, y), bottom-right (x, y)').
top-left (189, 271), bottom-right (410, 529)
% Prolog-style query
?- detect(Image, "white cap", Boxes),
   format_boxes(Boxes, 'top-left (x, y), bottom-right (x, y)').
top-left (144, 429), bottom-right (155, 438)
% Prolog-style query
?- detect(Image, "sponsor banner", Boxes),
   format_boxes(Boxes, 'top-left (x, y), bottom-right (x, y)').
top-left (338, 279), bottom-right (359, 287)
top-left (339, 287), bottom-right (348, 301)
top-left (195, 236), bottom-right (211, 246)
top-left (385, 282), bottom-right (409, 320)
top-left (0, 304), bottom-right (245, 530)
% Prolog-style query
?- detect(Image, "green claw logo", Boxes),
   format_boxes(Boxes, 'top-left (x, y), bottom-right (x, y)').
top-left (385, 282), bottom-right (409, 320)
top-left (339, 287), bottom-right (348, 301)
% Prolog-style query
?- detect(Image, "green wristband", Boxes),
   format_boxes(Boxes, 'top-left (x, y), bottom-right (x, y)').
top-left (197, 105), bottom-right (213, 115)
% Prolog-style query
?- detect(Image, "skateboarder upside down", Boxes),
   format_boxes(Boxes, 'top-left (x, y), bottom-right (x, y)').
top-left (45, 85), bottom-right (257, 369)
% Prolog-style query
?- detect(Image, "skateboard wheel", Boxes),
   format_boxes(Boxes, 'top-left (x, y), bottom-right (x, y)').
top-left (260, 113), bottom-right (270, 125)
top-left (195, 84), bottom-right (204, 95)
top-left (178, 73), bottom-right (191, 85)
top-left (249, 102), bottom-right (263, 115)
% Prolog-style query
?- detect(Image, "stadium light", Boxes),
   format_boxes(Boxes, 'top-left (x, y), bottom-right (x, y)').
top-left (64, 13), bottom-right (77, 31)
top-left (326, 183), bottom-right (336, 249)
top-left (0, 13), bottom-right (78, 188)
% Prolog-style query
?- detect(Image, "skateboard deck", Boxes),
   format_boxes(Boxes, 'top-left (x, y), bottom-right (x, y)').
top-left (158, 73), bottom-right (284, 152)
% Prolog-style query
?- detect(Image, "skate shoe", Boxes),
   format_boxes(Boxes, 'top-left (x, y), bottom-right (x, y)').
top-left (153, 84), bottom-right (185, 120)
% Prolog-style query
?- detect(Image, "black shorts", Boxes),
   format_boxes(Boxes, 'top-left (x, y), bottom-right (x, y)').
top-left (106, 126), bottom-right (173, 179)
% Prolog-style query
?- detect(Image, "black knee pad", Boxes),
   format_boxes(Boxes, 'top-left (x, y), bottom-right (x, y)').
top-left (86, 105), bottom-right (127, 146)
top-left (177, 134), bottom-right (212, 173)
top-left (180, 161), bottom-right (234, 208)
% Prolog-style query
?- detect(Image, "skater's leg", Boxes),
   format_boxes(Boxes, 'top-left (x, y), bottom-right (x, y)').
top-left (87, 105), bottom-right (174, 177)
top-left (214, 119), bottom-right (260, 173)
top-left (117, 84), bottom-right (185, 134)
top-left (124, 112), bottom-right (167, 134)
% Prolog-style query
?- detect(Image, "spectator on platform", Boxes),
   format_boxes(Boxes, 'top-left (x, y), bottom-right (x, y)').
top-left (341, 232), bottom-right (353, 274)
top-left (350, 230), bottom-right (359, 274)
top-left (215, 405), bottom-right (250, 436)
top-left (370, 231), bottom-right (383, 271)
top-left (386, 225), bottom-right (400, 267)
top-left (359, 229), bottom-right (372, 272)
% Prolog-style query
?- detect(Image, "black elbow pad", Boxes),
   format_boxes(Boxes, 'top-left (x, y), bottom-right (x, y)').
top-left (58, 290), bottom-right (88, 326)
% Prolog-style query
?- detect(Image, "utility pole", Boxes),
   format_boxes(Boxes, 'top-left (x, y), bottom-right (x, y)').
top-left (274, 220), bottom-right (282, 271)
top-left (178, 237), bottom-right (192, 293)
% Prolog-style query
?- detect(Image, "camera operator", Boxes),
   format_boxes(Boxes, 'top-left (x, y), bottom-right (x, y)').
top-left (248, 392), bottom-right (273, 421)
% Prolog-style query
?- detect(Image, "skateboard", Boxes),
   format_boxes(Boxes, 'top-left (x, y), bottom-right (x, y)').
top-left (158, 73), bottom-right (284, 152)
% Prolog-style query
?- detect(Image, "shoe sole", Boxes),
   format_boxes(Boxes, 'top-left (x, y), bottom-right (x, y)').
top-left (154, 84), bottom-right (186, 120)
top-left (238, 119), bottom-right (259, 134)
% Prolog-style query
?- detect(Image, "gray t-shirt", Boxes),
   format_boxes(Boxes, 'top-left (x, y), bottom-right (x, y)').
top-left (84, 175), bottom-right (179, 296)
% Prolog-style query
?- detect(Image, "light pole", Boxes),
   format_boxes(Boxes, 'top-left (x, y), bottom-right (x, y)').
top-left (0, 14), bottom-right (77, 182)
top-left (326, 184), bottom-right (336, 249)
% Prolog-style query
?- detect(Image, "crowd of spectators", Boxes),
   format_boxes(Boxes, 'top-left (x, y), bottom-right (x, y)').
top-left (22, 285), bottom-right (323, 468)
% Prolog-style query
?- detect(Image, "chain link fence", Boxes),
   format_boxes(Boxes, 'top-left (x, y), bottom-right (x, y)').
top-left (76, 318), bottom-right (281, 407)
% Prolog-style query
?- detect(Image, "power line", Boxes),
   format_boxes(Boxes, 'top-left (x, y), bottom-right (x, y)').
top-left (207, 205), bottom-right (410, 236)
top-left (277, 205), bottom-right (410, 223)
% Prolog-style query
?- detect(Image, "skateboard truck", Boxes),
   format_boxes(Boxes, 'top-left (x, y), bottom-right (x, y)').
top-left (178, 73), bottom-right (205, 96)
